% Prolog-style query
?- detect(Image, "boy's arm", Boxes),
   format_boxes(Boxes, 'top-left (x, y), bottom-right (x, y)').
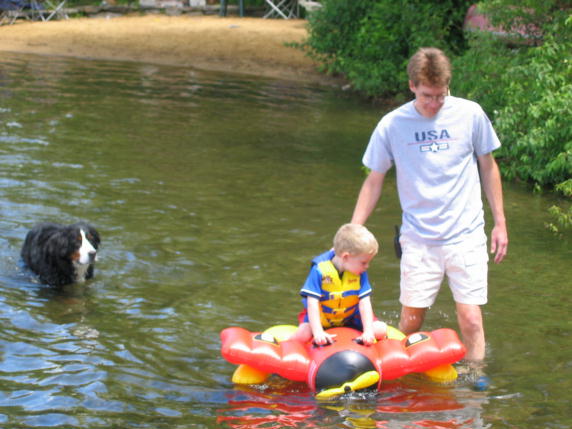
top-left (357, 296), bottom-right (376, 345)
top-left (307, 297), bottom-right (336, 345)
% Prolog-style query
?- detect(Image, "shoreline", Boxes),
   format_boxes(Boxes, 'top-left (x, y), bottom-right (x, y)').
top-left (0, 15), bottom-right (343, 86)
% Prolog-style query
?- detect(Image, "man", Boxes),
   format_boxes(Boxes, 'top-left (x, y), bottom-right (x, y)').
top-left (351, 47), bottom-right (508, 374)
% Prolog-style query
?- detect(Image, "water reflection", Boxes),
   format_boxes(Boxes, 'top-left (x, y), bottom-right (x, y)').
top-left (0, 52), bottom-right (570, 428)
top-left (218, 380), bottom-right (487, 429)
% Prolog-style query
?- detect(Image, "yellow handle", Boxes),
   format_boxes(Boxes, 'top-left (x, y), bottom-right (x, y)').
top-left (316, 370), bottom-right (380, 399)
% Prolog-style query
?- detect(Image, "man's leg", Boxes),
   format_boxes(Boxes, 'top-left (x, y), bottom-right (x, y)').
top-left (398, 306), bottom-right (427, 334)
top-left (456, 302), bottom-right (490, 389)
top-left (456, 302), bottom-right (485, 361)
top-left (398, 238), bottom-right (439, 335)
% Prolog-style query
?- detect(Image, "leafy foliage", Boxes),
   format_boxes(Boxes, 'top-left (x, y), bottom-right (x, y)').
top-left (302, 0), bottom-right (371, 77)
top-left (452, 1), bottom-right (571, 234)
top-left (479, 0), bottom-right (564, 45)
top-left (450, 32), bottom-right (522, 116)
top-left (452, 0), bottom-right (571, 187)
top-left (496, 35), bottom-right (571, 184)
top-left (305, 0), bottom-right (472, 97)
top-left (546, 180), bottom-right (572, 237)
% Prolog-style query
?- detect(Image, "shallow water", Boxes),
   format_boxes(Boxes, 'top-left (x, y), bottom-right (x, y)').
top-left (0, 52), bottom-right (570, 429)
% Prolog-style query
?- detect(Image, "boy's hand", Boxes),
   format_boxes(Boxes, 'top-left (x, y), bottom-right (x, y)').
top-left (313, 331), bottom-right (336, 346)
top-left (357, 331), bottom-right (376, 346)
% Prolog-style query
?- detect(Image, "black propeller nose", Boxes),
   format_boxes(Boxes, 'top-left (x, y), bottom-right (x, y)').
top-left (314, 350), bottom-right (376, 392)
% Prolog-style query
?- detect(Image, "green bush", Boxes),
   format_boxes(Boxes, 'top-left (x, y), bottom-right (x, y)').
top-left (453, 5), bottom-right (571, 190)
top-left (453, 2), bottom-right (571, 235)
top-left (546, 180), bottom-right (572, 237)
top-left (479, 0), bottom-right (557, 46)
top-left (304, 0), bottom-right (371, 75)
top-left (494, 32), bottom-right (572, 187)
top-left (305, 0), bottom-right (472, 97)
top-left (451, 32), bottom-right (523, 117)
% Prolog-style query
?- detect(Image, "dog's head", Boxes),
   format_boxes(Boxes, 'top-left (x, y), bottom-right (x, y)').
top-left (73, 222), bottom-right (100, 265)
top-left (53, 223), bottom-right (100, 265)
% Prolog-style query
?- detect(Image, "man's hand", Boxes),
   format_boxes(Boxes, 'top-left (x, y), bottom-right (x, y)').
top-left (478, 153), bottom-right (508, 264)
top-left (490, 223), bottom-right (508, 263)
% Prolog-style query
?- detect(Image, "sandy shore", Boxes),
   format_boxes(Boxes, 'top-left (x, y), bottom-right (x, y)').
top-left (0, 14), bottom-right (340, 85)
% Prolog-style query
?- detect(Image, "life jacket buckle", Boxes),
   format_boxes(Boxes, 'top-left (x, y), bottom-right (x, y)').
top-left (328, 291), bottom-right (344, 300)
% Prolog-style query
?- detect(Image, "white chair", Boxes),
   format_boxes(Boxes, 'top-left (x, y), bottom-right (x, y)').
top-left (263, 0), bottom-right (298, 19)
top-left (0, 0), bottom-right (26, 25)
top-left (30, 0), bottom-right (68, 21)
top-left (298, 0), bottom-right (320, 13)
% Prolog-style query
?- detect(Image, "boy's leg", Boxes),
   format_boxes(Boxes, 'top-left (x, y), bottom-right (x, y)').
top-left (289, 322), bottom-right (313, 342)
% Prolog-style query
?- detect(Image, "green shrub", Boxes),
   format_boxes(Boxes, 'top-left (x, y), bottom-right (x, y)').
top-left (546, 180), bottom-right (572, 237)
top-left (494, 27), bottom-right (572, 187)
top-left (453, 3), bottom-right (571, 235)
top-left (479, 0), bottom-right (558, 46)
top-left (304, 0), bottom-right (371, 75)
top-left (451, 32), bottom-right (523, 117)
top-left (305, 0), bottom-right (472, 97)
top-left (452, 0), bottom-right (571, 189)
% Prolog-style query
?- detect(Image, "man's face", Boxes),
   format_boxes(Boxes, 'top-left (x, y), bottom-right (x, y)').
top-left (409, 81), bottom-right (448, 118)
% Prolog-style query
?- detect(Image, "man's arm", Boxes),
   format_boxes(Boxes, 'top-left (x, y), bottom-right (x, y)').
top-left (351, 170), bottom-right (386, 224)
top-left (478, 153), bottom-right (508, 263)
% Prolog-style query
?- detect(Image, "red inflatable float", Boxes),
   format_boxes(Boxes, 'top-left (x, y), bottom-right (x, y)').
top-left (220, 325), bottom-right (466, 398)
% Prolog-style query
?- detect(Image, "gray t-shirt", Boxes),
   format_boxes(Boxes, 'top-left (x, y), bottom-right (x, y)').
top-left (363, 96), bottom-right (501, 245)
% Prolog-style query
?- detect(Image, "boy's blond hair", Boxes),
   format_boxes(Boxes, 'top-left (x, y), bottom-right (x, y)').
top-left (407, 47), bottom-right (452, 87)
top-left (333, 223), bottom-right (378, 256)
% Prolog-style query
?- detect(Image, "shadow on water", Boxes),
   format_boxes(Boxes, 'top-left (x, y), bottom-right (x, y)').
top-left (0, 52), bottom-right (570, 428)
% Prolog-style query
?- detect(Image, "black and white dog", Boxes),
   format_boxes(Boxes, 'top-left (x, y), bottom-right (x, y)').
top-left (21, 222), bottom-right (101, 287)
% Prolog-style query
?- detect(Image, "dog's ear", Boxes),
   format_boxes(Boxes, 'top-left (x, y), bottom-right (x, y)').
top-left (86, 226), bottom-right (100, 248)
top-left (43, 228), bottom-right (75, 262)
top-left (65, 228), bottom-right (82, 259)
top-left (74, 222), bottom-right (100, 248)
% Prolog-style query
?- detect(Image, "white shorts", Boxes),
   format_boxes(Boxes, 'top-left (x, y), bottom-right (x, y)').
top-left (399, 233), bottom-right (489, 307)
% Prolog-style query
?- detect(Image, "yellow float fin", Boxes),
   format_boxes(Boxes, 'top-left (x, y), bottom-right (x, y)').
top-left (263, 324), bottom-right (298, 342)
top-left (231, 364), bottom-right (270, 384)
top-left (423, 363), bottom-right (458, 383)
top-left (386, 325), bottom-right (406, 340)
top-left (315, 370), bottom-right (380, 400)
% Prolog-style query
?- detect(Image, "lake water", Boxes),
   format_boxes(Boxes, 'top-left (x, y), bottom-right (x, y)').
top-left (0, 52), bottom-right (570, 429)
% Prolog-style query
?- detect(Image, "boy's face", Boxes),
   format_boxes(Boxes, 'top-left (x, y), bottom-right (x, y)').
top-left (342, 252), bottom-right (376, 275)
top-left (409, 81), bottom-right (448, 118)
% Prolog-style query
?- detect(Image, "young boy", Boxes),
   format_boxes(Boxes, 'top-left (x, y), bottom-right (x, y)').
top-left (291, 223), bottom-right (387, 346)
